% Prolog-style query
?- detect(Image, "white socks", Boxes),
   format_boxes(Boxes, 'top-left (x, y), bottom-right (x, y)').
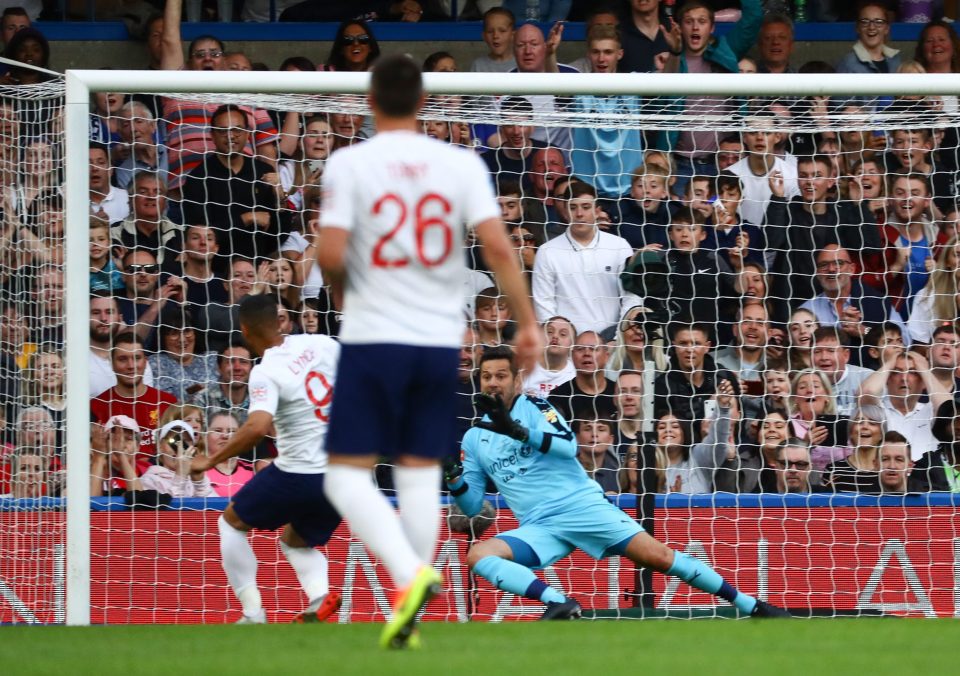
top-left (393, 465), bottom-right (441, 564)
top-left (324, 465), bottom-right (422, 588)
top-left (280, 540), bottom-right (330, 603)
top-left (218, 515), bottom-right (262, 618)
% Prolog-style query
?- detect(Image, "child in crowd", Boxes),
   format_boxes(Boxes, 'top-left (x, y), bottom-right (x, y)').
top-left (470, 7), bottom-right (517, 73)
top-left (89, 217), bottom-right (124, 293)
top-left (474, 286), bottom-right (513, 347)
top-left (887, 172), bottom-right (936, 315)
top-left (661, 208), bottom-right (733, 327)
top-left (619, 162), bottom-right (673, 250)
top-left (704, 172), bottom-right (766, 271)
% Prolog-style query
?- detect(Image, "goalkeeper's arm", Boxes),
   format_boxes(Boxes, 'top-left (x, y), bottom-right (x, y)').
top-left (444, 444), bottom-right (486, 518)
top-left (476, 394), bottom-right (576, 459)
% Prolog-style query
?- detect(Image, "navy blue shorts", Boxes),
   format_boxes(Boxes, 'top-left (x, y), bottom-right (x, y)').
top-left (326, 343), bottom-right (459, 460)
top-left (231, 463), bottom-right (341, 547)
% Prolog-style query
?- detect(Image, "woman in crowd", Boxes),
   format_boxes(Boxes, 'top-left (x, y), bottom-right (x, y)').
top-left (148, 309), bottom-right (220, 401)
top-left (159, 404), bottom-right (205, 440)
top-left (787, 308), bottom-right (818, 370)
top-left (203, 410), bottom-right (254, 497)
top-left (22, 349), bottom-right (65, 449)
top-left (725, 407), bottom-right (790, 494)
top-left (141, 419), bottom-right (217, 498)
top-left (606, 305), bottom-right (668, 380)
top-left (651, 381), bottom-right (736, 495)
top-left (252, 255), bottom-right (301, 309)
top-left (324, 20), bottom-right (381, 72)
top-left (278, 116), bottom-right (332, 213)
top-left (822, 405), bottom-right (884, 493)
top-left (907, 236), bottom-right (960, 344)
top-left (509, 223), bottom-right (540, 285)
top-left (15, 138), bottom-right (61, 221)
top-left (789, 368), bottom-right (850, 472)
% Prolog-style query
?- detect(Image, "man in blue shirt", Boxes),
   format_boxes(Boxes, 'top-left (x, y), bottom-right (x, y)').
top-left (446, 346), bottom-right (789, 619)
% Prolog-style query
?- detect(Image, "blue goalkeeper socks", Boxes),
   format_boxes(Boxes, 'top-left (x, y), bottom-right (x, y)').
top-left (473, 556), bottom-right (566, 604)
top-left (666, 551), bottom-right (757, 615)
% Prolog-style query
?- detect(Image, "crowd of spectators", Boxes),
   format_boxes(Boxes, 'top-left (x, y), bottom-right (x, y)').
top-left (4, 0), bottom-right (960, 501)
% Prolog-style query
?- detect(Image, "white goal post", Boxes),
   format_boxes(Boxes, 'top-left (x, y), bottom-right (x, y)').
top-left (61, 70), bottom-right (960, 626)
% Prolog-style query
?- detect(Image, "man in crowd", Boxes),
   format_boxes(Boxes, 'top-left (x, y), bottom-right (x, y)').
top-left (114, 103), bottom-right (170, 191)
top-left (799, 245), bottom-right (905, 358)
top-left (655, 323), bottom-right (735, 424)
top-left (90, 331), bottom-right (177, 471)
top-left (509, 22), bottom-right (577, 150)
top-left (481, 96), bottom-right (544, 192)
top-left (928, 324), bottom-right (960, 397)
top-left (116, 248), bottom-right (186, 347)
top-left (523, 316), bottom-right (576, 398)
top-left (89, 291), bottom-right (158, 397)
top-left (858, 351), bottom-right (951, 460)
top-left (713, 301), bottom-right (768, 392)
top-left (89, 143), bottom-right (130, 224)
top-left (532, 181), bottom-right (637, 333)
top-left (877, 432), bottom-right (913, 494)
top-left (757, 13), bottom-right (796, 74)
top-left (180, 105), bottom-right (286, 260)
top-left (618, 0), bottom-right (670, 74)
top-left (189, 343), bottom-right (253, 425)
top-left (811, 327), bottom-right (874, 417)
top-left (775, 438), bottom-right (819, 494)
top-left (112, 172), bottom-right (182, 266)
top-left (548, 330), bottom-right (616, 424)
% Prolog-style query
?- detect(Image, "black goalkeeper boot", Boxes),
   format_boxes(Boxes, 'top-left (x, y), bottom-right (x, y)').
top-left (539, 598), bottom-right (582, 620)
top-left (751, 600), bottom-right (791, 618)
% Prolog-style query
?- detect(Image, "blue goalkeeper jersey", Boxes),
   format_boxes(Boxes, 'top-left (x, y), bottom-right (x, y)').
top-left (455, 395), bottom-right (605, 524)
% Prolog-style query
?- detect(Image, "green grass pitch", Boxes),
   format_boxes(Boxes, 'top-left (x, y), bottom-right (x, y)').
top-left (1, 619), bottom-right (958, 676)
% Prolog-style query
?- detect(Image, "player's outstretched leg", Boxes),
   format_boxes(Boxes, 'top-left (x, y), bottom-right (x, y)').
top-left (280, 527), bottom-right (342, 623)
top-left (324, 460), bottom-right (440, 647)
top-left (218, 510), bottom-right (266, 624)
top-left (467, 538), bottom-right (581, 620)
top-left (622, 532), bottom-right (790, 618)
top-left (393, 463), bottom-right (442, 564)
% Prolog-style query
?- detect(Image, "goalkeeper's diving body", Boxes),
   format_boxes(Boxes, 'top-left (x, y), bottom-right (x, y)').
top-left (447, 346), bottom-right (790, 619)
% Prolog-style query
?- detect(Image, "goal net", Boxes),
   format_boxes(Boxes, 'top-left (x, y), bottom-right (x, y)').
top-left (2, 70), bottom-right (959, 624)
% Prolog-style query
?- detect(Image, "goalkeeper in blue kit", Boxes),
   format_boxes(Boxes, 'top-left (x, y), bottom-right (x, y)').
top-left (446, 346), bottom-right (789, 619)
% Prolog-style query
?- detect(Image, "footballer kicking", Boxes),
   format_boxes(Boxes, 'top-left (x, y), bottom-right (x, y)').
top-left (317, 55), bottom-right (541, 648)
top-left (191, 295), bottom-right (343, 624)
top-left (447, 346), bottom-right (791, 619)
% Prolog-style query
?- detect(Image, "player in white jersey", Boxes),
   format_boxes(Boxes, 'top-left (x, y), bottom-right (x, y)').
top-left (190, 294), bottom-right (342, 624)
top-left (316, 55), bottom-right (542, 649)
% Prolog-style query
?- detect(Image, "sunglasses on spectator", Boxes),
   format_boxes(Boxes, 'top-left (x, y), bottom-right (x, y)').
top-left (509, 234), bottom-right (536, 244)
top-left (620, 318), bottom-right (646, 335)
top-left (191, 50), bottom-right (223, 59)
top-left (126, 264), bottom-right (160, 275)
top-left (342, 35), bottom-right (371, 46)
top-left (858, 18), bottom-right (887, 27)
top-left (780, 460), bottom-right (811, 470)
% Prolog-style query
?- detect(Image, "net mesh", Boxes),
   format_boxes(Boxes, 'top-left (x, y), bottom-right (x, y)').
top-left (3, 76), bottom-right (960, 623)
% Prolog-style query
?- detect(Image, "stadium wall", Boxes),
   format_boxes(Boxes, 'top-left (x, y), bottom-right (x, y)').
top-left (2, 496), bottom-right (959, 624)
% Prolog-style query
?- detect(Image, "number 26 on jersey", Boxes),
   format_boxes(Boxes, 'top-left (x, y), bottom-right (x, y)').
top-left (371, 192), bottom-right (453, 268)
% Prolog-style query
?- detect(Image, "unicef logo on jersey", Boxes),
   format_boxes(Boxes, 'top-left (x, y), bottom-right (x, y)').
top-left (518, 442), bottom-right (534, 458)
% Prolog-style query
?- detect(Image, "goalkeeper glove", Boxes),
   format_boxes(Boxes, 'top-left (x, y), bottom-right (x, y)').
top-left (442, 455), bottom-right (463, 485)
top-left (475, 394), bottom-right (528, 442)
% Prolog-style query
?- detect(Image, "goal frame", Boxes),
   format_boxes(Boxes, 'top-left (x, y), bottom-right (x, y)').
top-left (63, 69), bottom-right (960, 626)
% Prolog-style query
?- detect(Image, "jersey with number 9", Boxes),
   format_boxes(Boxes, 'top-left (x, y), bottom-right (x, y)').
top-left (320, 130), bottom-right (500, 348)
top-left (247, 333), bottom-right (340, 473)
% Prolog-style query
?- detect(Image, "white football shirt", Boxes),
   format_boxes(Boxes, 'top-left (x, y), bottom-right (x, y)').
top-left (321, 130), bottom-right (500, 348)
top-left (247, 333), bottom-right (340, 473)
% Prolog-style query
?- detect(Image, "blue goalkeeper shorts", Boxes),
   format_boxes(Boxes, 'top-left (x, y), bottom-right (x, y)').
top-left (496, 499), bottom-right (643, 569)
